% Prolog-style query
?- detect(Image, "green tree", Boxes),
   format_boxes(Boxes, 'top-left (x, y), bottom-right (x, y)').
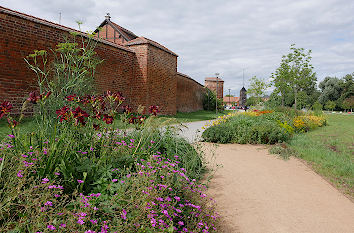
top-left (203, 88), bottom-right (223, 111)
top-left (342, 96), bottom-right (354, 112)
top-left (318, 77), bottom-right (344, 105)
top-left (225, 94), bottom-right (234, 97)
top-left (247, 76), bottom-right (270, 105)
top-left (271, 44), bottom-right (317, 109)
top-left (297, 91), bottom-right (308, 109)
top-left (325, 100), bottom-right (336, 111)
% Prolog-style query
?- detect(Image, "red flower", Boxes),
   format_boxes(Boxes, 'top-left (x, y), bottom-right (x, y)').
top-left (72, 106), bottom-right (89, 125)
top-left (56, 106), bottom-right (71, 122)
top-left (92, 110), bottom-right (102, 120)
top-left (66, 95), bottom-right (77, 102)
top-left (27, 91), bottom-right (51, 104)
top-left (122, 105), bottom-right (132, 114)
top-left (93, 124), bottom-right (100, 130)
top-left (128, 115), bottom-right (145, 124)
top-left (7, 118), bottom-right (18, 128)
top-left (27, 91), bottom-right (41, 104)
top-left (148, 105), bottom-right (160, 116)
top-left (0, 101), bottom-right (12, 119)
top-left (103, 114), bottom-right (114, 124)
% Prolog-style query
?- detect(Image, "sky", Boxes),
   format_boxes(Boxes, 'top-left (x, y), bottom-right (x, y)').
top-left (2, 0), bottom-right (354, 96)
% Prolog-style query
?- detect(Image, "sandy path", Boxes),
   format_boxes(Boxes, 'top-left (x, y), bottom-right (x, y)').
top-left (202, 143), bottom-right (354, 233)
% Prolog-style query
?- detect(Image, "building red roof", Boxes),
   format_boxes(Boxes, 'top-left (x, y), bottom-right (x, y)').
top-left (223, 96), bottom-right (239, 103)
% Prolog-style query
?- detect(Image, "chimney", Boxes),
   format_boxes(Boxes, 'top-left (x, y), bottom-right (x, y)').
top-left (105, 13), bottom-right (111, 21)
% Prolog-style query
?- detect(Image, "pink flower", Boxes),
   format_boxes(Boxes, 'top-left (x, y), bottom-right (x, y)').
top-left (77, 179), bottom-right (84, 184)
top-left (7, 134), bottom-right (15, 138)
top-left (112, 179), bottom-right (118, 182)
top-left (60, 223), bottom-right (66, 228)
top-left (55, 172), bottom-right (60, 176)
top-left (17, 170), bottom-right (23, 178)
top-left (121, 209), bottom-right (127, 220)
top-left (42, 178), bottom-right (49, 184)
top-left (44, 201), bottom-right (53, 206)
top-left (77, 219), bottom-right (85, 225)
top-left (47, 225), bottom-right (56, 230)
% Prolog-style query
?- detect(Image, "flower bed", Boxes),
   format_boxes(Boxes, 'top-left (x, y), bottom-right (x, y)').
top-left (0, 92), bottom-right (218, 232)
top-left (202, 109), bottom-right (327, 144)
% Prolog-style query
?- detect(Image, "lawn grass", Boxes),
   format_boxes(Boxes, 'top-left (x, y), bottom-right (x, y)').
top-left (160, 110), bottom-right (229, 123)
top-left (288, 114), bottom-right (354, 199)
top-left (0, 110), bottom-right (227, 140)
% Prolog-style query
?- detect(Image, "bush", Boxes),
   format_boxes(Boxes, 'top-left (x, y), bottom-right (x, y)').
top-left (202, 114), bottom-right (291, 144)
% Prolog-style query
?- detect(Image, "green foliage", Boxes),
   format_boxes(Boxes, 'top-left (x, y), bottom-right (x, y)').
top-left (202, 114), bottom-right (291, 144)
top-left (312, 101), bottom-right (323, 115)
top-left (271, 44), bottom-right (317, 109)
top-left (24, 30), bottom-right (103, 117)
top-left (318, 77), bottom-right (344, 105)
top-left (325, 100), bottom-right (336, 111)
top-left (342, 96), bottom-right (354, 111)
top-left (202, 88), bottom-right (223, 111)
top-left (247, 76), bottom-right (270, 105)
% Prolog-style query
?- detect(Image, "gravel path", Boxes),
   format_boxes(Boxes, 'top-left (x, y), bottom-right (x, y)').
top-left (202, 143), bottom-right (354, 233)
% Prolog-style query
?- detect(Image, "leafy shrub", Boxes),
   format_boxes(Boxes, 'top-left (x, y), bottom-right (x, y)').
top-left (202, 115), bottom-right (291, 144)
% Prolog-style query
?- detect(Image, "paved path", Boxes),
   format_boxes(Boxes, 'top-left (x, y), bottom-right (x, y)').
top-left (202, 143), bottom-right (354, 233)
top-left (177, 120), bottom-right (212, 143)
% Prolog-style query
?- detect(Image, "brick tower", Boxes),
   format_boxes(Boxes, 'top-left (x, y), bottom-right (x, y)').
top-left (204, 77), bottom-right (224, 99)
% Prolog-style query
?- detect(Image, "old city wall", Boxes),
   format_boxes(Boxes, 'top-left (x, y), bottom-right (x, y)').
top-left (0, 7), bottom-right (204, 115)
top-left (176, 73), bottom-right (204, 112)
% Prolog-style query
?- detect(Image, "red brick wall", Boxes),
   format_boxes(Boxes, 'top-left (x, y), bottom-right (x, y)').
top-left (0, 7), bottom-right (201, 116)
top-left (176, 73), bottom-right (205, 112)
top-left (0, 9), bottom-right (137, 114)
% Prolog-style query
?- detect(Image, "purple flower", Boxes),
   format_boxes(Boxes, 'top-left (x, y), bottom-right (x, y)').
top-left (121, 209), bottom-right (127, 220)
top-left (77, 179), bottom-right (84, 184)
top-left (42, 178), bottom-right (49, 184)
top-left (178, 221), bottom-right (184, 226)
top-left (7, 134), bottom-right (15, 138)
top-left (90, 219), bottom-right (98, 224)
top-left (55, 172), bottom-right (60, 176)
top-left (17, 170), bottom-right (23, 178)
top-left (77, 219), bottom-right (85, 225)
top-left (112, 179), bottom-right (118, 182)
top-left (47, 225), bottom-right (56, 230)
top-left (60, 223), bottom-right (66, 228)
top-left (44, 201), bottom-right (53, 206)
top-left (0, 158), bottom-right (3, 162)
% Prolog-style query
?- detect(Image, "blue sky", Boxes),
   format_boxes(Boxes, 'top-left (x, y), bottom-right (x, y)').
top-left (2, 0), bottom-right (354, 96)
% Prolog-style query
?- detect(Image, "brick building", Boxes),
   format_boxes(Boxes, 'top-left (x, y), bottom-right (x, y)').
top-left (204, 77), bottom-right (224, 99)
top-left (0, 6), bottom-right (205, 115)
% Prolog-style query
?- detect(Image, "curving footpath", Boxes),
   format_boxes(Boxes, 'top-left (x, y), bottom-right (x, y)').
top-left (178, 121), bottom-right (354, 233)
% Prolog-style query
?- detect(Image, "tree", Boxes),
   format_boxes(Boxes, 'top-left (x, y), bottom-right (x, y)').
top-left (247, 76), bottom-right (270, 105)
top-left (342, 96), bottom-right (354, 112)
top-left (325, 100), bottom-right (336, 111)
top-left (271, 44), bottom-right (317, 109)
top-left (318, 77), bottom-right (344, 105)
top-left (225, 94), bottom-right (234, 97)
top-left (203, 88), bottom-right (223, 111)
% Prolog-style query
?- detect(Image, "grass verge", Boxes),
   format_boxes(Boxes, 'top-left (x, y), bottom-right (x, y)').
top-left (288, 114), bottom-right (354, 199)
top-left (161, 110), bottom-right (228, 123)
